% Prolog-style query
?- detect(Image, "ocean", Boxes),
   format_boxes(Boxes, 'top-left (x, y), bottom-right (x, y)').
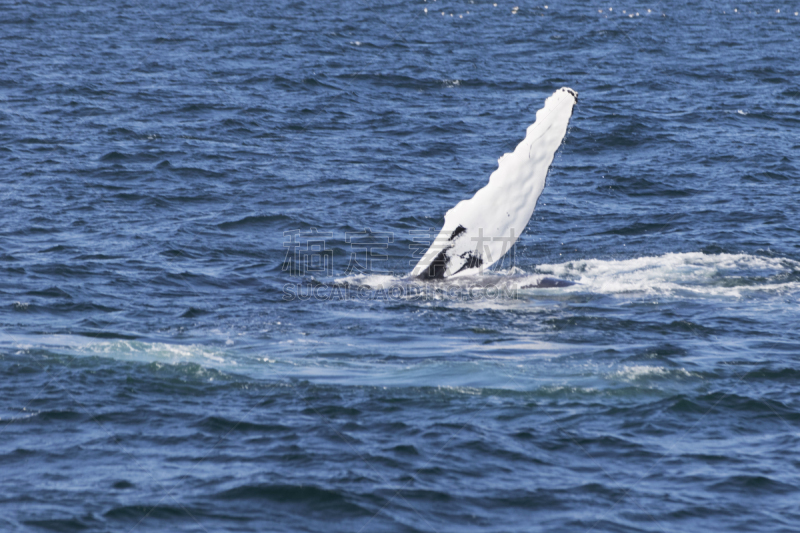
top-left (2, 1), bottom-right (799, 531)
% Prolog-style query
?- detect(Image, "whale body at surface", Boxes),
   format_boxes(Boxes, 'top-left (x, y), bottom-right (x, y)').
top-left (412, 87), bottom-right (578, 281)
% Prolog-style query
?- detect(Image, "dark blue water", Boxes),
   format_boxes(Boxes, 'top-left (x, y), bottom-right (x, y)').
top-left (2, 1), bottom-right (800, 531)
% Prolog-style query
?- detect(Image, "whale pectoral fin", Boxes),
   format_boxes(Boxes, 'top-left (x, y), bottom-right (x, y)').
top-left (410, 87), bottom-right (577, 280)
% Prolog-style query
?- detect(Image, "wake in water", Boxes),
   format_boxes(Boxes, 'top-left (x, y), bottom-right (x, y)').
top-left (532, 252), bottom-right (800, 297)
top-left (12, 251), bottom-right (797, 388)
top-left (339, 252), bottom-right (800, 300)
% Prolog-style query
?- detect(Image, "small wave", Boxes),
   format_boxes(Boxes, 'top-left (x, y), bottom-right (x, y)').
top-left (99, 151), bottom-right (128, 161)
top-left (104, 505), bottom-right (186, 520)
top-left (709, 475), bottom-right (797, 494)
top-left (217, 214), bottom-right (292, 229)
top-left (196, 416), bottom-right (291, 434)
top-left (2, 334), bottom-right (234, 369)
top-left (212, 483), bottom-right (371, 517)
top-left (83, 339), bottom-right (232, 365)
top-left (609, 365), bottom-right (694, 382)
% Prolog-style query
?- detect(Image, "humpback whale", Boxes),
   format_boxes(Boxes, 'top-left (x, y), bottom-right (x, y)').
top-left (412, 87), bottom-right (578, 286)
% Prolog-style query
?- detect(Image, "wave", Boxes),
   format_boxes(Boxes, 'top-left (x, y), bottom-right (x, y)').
top-left (1, 335), bottom-right (235, 369)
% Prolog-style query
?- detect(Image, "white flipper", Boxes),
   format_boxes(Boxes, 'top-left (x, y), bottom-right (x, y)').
top-left (412, 87), bottom-right (577, 279)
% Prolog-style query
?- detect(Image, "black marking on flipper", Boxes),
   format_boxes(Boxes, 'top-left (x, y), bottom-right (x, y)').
top-left (418, 247), bottom-right (450, 280)
top-left (417, 225), bottom-right (467, 280)
top-left (562, 88), bottom-right (578, 102)
top-left (453, 251), bottom-right (483, 275)
top-left (449, 225), bottom-right (467, 241)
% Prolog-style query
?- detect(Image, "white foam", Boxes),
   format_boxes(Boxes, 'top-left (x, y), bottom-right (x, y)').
top-left (336, 252), bottom-right (799, 301)
top-left (1, 334), bottom-right (233, 367)
top-left (527, 252), bottom-right (800, 298)
top-left (83, 340), bottom-right (231, 364)
top-left (333, 273), bottom-right (398, 289)
top-left (610, 365), bottom-right (693, 382)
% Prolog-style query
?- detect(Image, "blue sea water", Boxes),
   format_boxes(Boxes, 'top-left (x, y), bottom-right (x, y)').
top-left (2, 0), bottom-right (800, 531)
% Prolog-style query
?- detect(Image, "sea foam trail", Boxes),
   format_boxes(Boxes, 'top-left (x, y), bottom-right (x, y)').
top-left (412, 87), bottom-right (577, 279)
top-left (341, 253), bottom-right (800, 299)
top-left (529, 252), bottom-right (800, 297)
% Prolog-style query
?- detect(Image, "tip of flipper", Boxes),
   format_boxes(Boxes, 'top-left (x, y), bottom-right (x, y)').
top-left (561, 87), bottom-right (578, 102)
